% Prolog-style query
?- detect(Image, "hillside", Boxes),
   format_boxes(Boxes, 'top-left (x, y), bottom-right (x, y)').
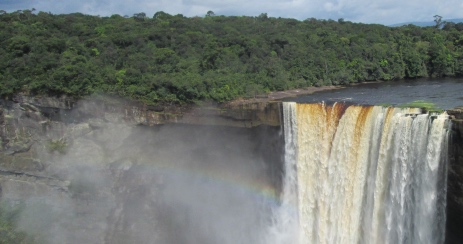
top-left (1, 10), bottom-right (463, 105)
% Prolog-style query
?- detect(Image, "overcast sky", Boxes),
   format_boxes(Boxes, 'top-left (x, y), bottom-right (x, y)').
top-left (1, 0), bottom-right (462, 25)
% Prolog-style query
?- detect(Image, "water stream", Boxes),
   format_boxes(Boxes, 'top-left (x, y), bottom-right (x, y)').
top-left (271, 102), bottom-right (450, 244)
top-left (284, 78), bottom-right (463, 110)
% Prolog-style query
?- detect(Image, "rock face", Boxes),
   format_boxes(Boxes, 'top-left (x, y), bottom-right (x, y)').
top-left (1, 94), bottom-right (463, 243)
top-left (447, 107), bottom-right (463, 244)
top-left (0, 95), bottom-right (284, 243)
top-left (5, 94), bottom-right (281, 129)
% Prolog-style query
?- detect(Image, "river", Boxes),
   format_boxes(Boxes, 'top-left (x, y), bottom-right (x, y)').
top-left (284, 78), bottom-right (463, 109)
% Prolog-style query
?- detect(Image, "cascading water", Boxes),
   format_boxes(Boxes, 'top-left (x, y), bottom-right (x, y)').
top-left (271, 102), bottom-right (449, 244)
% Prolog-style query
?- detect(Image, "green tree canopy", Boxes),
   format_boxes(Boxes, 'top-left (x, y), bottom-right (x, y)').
top-left (0, 10), bottom-right (462, 104)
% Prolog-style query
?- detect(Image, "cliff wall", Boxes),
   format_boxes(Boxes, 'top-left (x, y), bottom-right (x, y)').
top-left (7, 94), bottom-right (280, 127)
top-left (1, 95), bottom-right (463, 243)
top-left (0, 95), bottom-right (284, 243)
top-left (447, 107), bottom-right (463, 243)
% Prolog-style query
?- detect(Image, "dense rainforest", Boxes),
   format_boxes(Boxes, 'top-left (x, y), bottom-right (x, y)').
top-left (1, 10), bottom-right (463, 105)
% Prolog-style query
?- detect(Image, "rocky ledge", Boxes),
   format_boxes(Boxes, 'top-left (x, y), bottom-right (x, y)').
top-left (447, 108), bottom-right (463, 243)
top-left (8, 93), bottom-right (281, 128)
top-left (448, 106), bottom-right (463, 119)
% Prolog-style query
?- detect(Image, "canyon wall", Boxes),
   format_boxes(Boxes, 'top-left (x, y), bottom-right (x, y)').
top-left (447, 107), bottom-right (463, 243)
top-left (1, 95), bottom-right (463, 243)
top-left (0, 95), bottom-right (284, 243)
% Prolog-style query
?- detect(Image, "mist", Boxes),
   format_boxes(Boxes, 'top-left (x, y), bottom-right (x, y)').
top-left (0, 98), bottom-right (284, 244)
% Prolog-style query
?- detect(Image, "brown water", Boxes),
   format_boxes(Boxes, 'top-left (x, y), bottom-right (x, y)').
top-left (272, 103), bottom-right (449, 244)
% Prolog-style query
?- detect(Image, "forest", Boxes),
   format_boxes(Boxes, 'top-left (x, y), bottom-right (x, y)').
top-left (1, 10), bottom-right (463, 105)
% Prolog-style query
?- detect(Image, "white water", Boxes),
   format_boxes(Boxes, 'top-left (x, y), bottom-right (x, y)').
top-left (271, 102), bottom-right (449, 244)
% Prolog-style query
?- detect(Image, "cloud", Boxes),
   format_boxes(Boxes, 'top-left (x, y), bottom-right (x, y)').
top-left (0, 0), bottom-right (34, 11)
top-left (0, 0), bottom-right (462, 24)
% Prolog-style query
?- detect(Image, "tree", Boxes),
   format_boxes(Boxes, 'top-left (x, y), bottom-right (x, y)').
top-left (133, 12), bottom-right (146, 21)
top-left (434, 15), bottom-right (443, 29)
top-left (206, 10), bottom-right (215, 17)
top-left (258, 13), bottom-right (268, 19)
top-left (153, 11), bottom-right (172, 20)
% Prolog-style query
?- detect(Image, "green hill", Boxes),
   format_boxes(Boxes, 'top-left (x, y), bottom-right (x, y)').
top-left (1, 10), bottom-right (463, 104)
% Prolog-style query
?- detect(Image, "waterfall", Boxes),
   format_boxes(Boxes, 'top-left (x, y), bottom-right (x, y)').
top-left (275, 102), bottom-right (449, 244)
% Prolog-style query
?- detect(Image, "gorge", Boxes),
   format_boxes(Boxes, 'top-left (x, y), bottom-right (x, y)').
top-left (0, 81), bottom-right (463, 243)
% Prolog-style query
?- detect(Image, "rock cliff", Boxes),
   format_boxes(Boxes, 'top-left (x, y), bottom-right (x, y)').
top-left (0, 94), bottom-right (284, 243)
top-left (447, 106), bottom-right (463, 243)
top-left (1, 95), bottom-right (463, 243)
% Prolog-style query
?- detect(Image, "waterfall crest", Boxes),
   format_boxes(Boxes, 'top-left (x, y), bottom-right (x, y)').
top-left (276, 102), bottom-right (449, 244)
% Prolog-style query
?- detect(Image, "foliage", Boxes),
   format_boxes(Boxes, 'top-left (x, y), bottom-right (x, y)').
top-left (46, 138), bottom-right (67, 154)
top-left (399, 100), bottom-right (443, 112)
top-left (0, 10), bottom-right (462, 104)
top-left (0, 202), bottom-right (37, 244)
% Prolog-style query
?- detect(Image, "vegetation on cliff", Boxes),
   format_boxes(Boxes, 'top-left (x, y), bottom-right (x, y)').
top-left (1, 10), bottom-right (463, 104)
top-left (0, 203), bottom-right (37, 244)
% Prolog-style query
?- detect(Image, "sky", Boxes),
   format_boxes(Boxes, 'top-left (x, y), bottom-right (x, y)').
top-left (0, 0), bottom-right (462, 25)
